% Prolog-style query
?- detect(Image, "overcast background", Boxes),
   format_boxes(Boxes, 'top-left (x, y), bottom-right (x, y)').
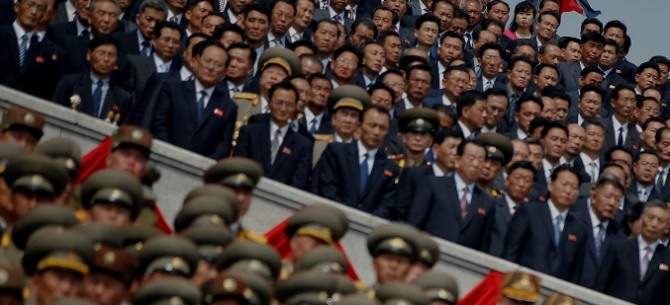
top-left (504, 0), bottom-right (669, 66)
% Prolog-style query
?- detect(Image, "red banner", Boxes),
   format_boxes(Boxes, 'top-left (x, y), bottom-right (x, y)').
top-left (457, 270), bottom-right (503, 305)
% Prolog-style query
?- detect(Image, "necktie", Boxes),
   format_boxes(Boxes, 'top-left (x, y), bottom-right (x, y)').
top-left (270, 129), bottom-right (281, 165)
top-left (141, 40), bottom-right (151, 56)
top-left (359, 153), bottom-right (369, 194)
top-left (641, 245), bottom-right (652, 280)
top-left (508, 93), bottom-right (520, 122)
top-left (366, 82), bottom-right (374, 91)
top-left (159, 63), bottom-right (169, 73)
top-left (640, 189), bottom-right (648, 202)
top-left (19, 34), bottom-right (29, 67)
top-left (169, 16), bottom-right (178, 23)
top-left (197, 90), bottom-right (207, 122)
top-left (617, 126), bottom-right (625, 146)
top-left (460, 187), bottom-right (469, 219)
top-left (595, 223), bottom-right (606, 259)
top-left (292, 32), bottom-right (301, 42)
top-left (484, 80), bottom-right (493, 91)
top-left (589, 161), bottom-right (598, 183)
top-left (657, 169), bottom-right (666, 192)
top-left (464, 33), bottom-right (472, 50)
top-left (92, 80), bottom-right (103, 117)
top-left (80, 28), bottom-right (89, 37)
top-left (554, 214), bottom-right (563, 246)
top-left (271, 39), bottom-right (283, 47)
top-left (332, 14), bottom-right (342, 23)
top-left (218, 0), bottom-right (225, 12)
top-left (308, 118), bottom-right (317, 134)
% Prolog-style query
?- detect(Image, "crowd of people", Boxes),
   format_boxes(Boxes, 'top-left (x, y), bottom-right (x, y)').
top-left (1, 0), bottom-right (670, 303)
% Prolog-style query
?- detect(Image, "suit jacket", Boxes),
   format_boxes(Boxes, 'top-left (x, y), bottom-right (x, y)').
top-left (114, 30), bottom-right (142, 55)
top-left (407, 174), bottom-right (496, 252)
top-left (298, 112), bottom-right (334, 137)
top-left (594, 238), bottom-right (670, 305)
top-left (125, 55), bottom-right (182, 102)
top-left (131, 70), bottom-right (181, 127)
top-left (602, 116), bottom-right (641, 152)
top-left (558, 61), bottom-right (582, 93)
top-left (571, 200), bottom-right (626, 288)
top-left (311, 141), bottom-right (399, 219)
top-left (394, 165), bottom-right (438, 221)
top-left (46, 21), bottom-right (78, 44)
top-left (476, 73), bottom-right (509, 92)
top-left (313, 8), bottom-right (353, 31)
top-left (502, 201), bottom-right (588, 283)
top-left (234, 114), bottom-right (313, 190)
top-left (0, 0), bottom-right (15, 26)
top-left (150, 78), bottom-right (238, 159)
top-left (52, 72), bottom-right (132, 123)
top-left (490, 195), bottom-right (514, 257)
top-left (613, 58), bottom-right (638, 84)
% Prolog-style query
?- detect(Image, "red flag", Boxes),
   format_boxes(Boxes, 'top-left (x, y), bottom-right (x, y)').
top-left (264, 218), bottom-right (360, 280)
top-left (457, 270), bottom-right (503, 305)
top-left (560, 0), bottom-right (583, 15)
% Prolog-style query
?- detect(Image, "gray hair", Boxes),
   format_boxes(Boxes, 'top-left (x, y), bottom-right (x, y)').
top-left (138, 0), bottom-right (168, 14)
top-left (89, 0), bottom-right (121, 14)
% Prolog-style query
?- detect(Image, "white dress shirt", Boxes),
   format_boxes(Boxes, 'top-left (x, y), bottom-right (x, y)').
top-left (357, 141), bottom-right (377, 175)
top-left (195, 80), bottom-right (215, 109)
top-left (548, 199), bottom-right (568, 231)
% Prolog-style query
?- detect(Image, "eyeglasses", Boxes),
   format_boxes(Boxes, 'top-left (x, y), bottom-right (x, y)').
top-left (21, 0), bottom-right (47, 12)
top-left (336, 57), bottom-right (358, 68)
top-left (199, 57), bottom-right (226, 70)
top-left (271, 100), bottom-right (296, 109)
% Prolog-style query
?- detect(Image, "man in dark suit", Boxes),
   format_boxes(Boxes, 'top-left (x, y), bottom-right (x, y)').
top-left (427, 31), bottom-right (465, 91)
top-left (570, 174), bottom-right (627, 288)
top-left (313, 0), bottom-right (353, 31)
top-left (503, 166), bottom-right (588, 283)
top-left (46, 0), bottom-right (89, 43)
top-left (299, 73), bottom-right (333, 136)
top-left (114, 0), bottom-right (168, 56)
top-left (453, 90), bottom-right (487, 140)
top-left (602, 84), bottom-right (641, 152)
top-left (396, 65), bottom-right (434, 113)
top-left (407, 139), bottom-right (496, 252)
top-left (558, 32), bottom-right (606, 93)
top-left (52, 36), bottom-right (132, 124)
top-left (595, 200), bottom-right (670, 304)
top-left (424, 64), bottom-right (469, 109)
top-left (234, 80), bottom-right (313, 190)
top-left (242, 4), bottom-right (271, 74)
top-left (150, 40), bottom-right (237, 159)
top-left (311, 105), bottom-right (400, 219)
top-left (475, 43), bottom-right (507, 92)
top-left (631, 151), bottom-right (661, 203)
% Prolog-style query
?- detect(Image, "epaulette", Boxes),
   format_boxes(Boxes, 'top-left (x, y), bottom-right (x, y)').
top-left (313, 134), bottom-right (332, 142)
top-left (233, 92), bottom-right (260, 106)
top-left (354, 281), bottom-right (369, 291)
top-left (74, 209), bottom-right (88, 223)
top-left (238, 229), bottom-right (268, 244)
top-left (297, 113), bottom-right (304, 120)
top-left (490, 187), bottom-right (505, 198)
top-left (388, 154), bottom-right (404, 161)
top-left (1, 231), bottom-right (10, 248)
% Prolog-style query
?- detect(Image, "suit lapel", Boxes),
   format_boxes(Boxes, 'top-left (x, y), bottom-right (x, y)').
top-left (642, 244), bottom-right (665, 284)
top-left (582, 212), bottom-right (598, 263)
top-left (347, 143), bottom-right (362, 197)
top-left (77, 74), bottom-right (94, 116)
top-left (257, 124), bottom-right (272, 171)
top-left (196, 86), bottom-right (224, 130)
top-left (446, 178), bottom-right (463, 226)
top-left (463, 188), bottom-right (484, 227)
top-left (182, 80), bottom-right (198, 127)
top-left (99, 85), bottom-right (117, 120)
top-left (6, 29), bottom-right (20, 71)
top-left (271, 129), bottom-right (294, 174)
top-left (540, 203), bottom-right (556, 249)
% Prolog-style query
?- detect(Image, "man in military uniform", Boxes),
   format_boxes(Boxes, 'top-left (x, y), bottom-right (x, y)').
top-left (391, 108), bottom-right (440, 169)
top-left (203, 157), bottom-right (266, 243)
top-left (174, 194), bottom-right (240, 232)
top-left (23, 228), bottom-right (95, 305)
top-left (367, 223), bottom-right (422, 285)
top-left (475, 132), bottom-right (514, 198)
top-left (0, 262), bottom-right (24, 305)
top-left (0, 106), bottom-right (45, 152)
top-left (375, 282), bottom-right (429, 305)
top-left (275, 271), bottom-right (343, 305)
top-left (179, 225), bottom-right (235, 286)
top-left (217, 241), bottom-right (282, 284)
top-left (136, 235), bottom-right (200, 286)
top-left (414, 271), bottom-right (460, 305)
top-left (404, 233), bottom-right (440, 282)
top-left (542, 293), bottom-right (581, 305)
top-left (107, 125), bottom-right (153, 180)
top-left (0, 143), bottom-right (26, 232)
top-left (80, 169), bottom-right (144, 228)
top-left (132, 278), bottom-right (201, 305)
top-left (496, 271), bottom-right (541, 305)
top-left (203, 272), bottom-right (271, 305)
top-left (35, 138), bottom-right (82, 208)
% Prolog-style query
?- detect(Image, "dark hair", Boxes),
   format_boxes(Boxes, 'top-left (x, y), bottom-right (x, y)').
top-left (622, 202), bottom-right (645, 236)
top-left (621, 35), bottom-right (632, 54)
top-left (399, 55), bottom-right (429, 72)
top-left (433, 128), bottom-right (463, 145)
top-left (534, 63), bottom-right (558, 77)
top-left (431, 0), bottom-right (456, 13)
top-left (373, 6), bottom-right (398, 24)
top-left (580, 17), bottom-right (602, 34)
top-left (550, 165), bottom-right (580, 183)
top-left (432, 104), bottom-right (458, 126)
top-left (486, 0), bottom-right (509, 13)
top-left (543, 86), bottom-right (571, 107)
top-left (643, 199), bottom-right (670, 216)
top-left (654, 127), bottom-right (670, 144)
top-left (443, 64), bottom-right (470, 79)
top-left (509, 55), bottom-right (535, 71)
top-left (368, 83), bottom-right (396, 103)
top-left (478, 42), bottom-right (502, 59)
top-left (456, 90), bottom-right (485, 117)
top-left (351, 18), bottom-right (378, 39)
top-left (638, 96), bottom-right (660, 110)
top-left (558, 36), bottom-right (580, 49)
top-left (538, 11), bottom-right (560, 26)
top-left (244, 4), bottom-right (271, 22)
top-left (153, 21), bottom-right (183, 41)
top-left (643, 117), bottom-right (664, 132)
top-left (538, 0), bottom-right (561, 10)
top-left (635, 150), bottom-right (660, 165)
top-left (540, 121), bottom-right (568, 139)
top-left (529, 117), bottom-right (550, 136)
top-left (226, 42), bottom-right (257, 65)
top-left (516, 94), bottom-right (543, 113)
top-left (378, 30), bottom-right (401, 45)
top-left (405, 64), bottom-right (432, 80)
top-left (269, 79), bottom-right (298, 102)
top-left (379, 68), bottom-right (404, 83)
top-left (313, 19), bottom-right (341, 37)
top-left (484, 88), bottom-right (508, 101)
top-left (611, 84), bottom-right (636, 101)
top-left (604, 20), bottom-right (627, 35)
top-left (582, 118), bottom-right (604, 132)
top-left (192, 40), bottom-right (225, 58)
top-left (306, 73), bottom-right (331, 87)
top-left (88, 35), bottom-right (119, 52)
top-left (649, 55), bottom-right (670, 68)
top-left (289, 40), bottom-right (318, 54)
top-left (507, 161), bottom-right (536, 179)
top-left (271, 0), bottom-right (296, 16)
top-left (482, 18), bottom-right (505, 33)
top-left (212, 23), bottom-right (244, 41)
top-left (440, 31), bottom-right (465, 47)
top-left (184, 0), bottom-right (208, 11)
top-left (580, 84), bottom-right (605, 100)
top-left (580, 31), bottom-right (606, 46)
top-left (603, 146), bottom-right (633, 164)
top-left (415, 13), bottom-right (441, 30)
top-left (333, 45), bottom-right (362, 67)
top-left (509, 1), bottom-right (536, 32)
top-left (452, 8), bottom-right (471, 28)
top-left (603, 38), bottom-right (620, 54)
top-left (362, 104), bottom-right (391, 122)
top-left (579, 66), bottom-right (604, 78)
top-left (202, 12), bottom-right (226, 24)
top-left (186, 33), bottom-right (210, 51)
top-left (636, 61), bottom-right (661, 76)
top-left (456, 139), bottom-right (485, 156)
top-left (595, 173), bottom-right (624, 192)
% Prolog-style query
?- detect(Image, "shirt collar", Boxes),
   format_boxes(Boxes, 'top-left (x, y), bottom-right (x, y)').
top-left (12, 21), bottom-right (28, 39)
top-left (90, 72), bottom-right (109, 84)
top-left (587, 198), bottom-right (608, 229)
top-left (516, 128), bottom-right (528, 140)
top-left (270, 119), bottom-right (290, 138)
top-left (457, 120), bottom-right (473, 137)
top-left (579, 153), bottom-right (599, 167)
top-left (357, 140), bottom-right (378, 159)
top-left (431, 163), bottom-right (446, 177)
top-left (454, 172), bottom-right (475, 193)
top-left (304, 107), bottom-right (324, 125)
top-left (195, 79), bottom-right (215, 96)
top-left (612, 115), bottom-right (627, 130)
top-left (638, 235), bottom-right (659, 252)
top-left (548, 199), bottom-right (568, 220)
top-left (180, 66), bottom-right (192, 81)
top-left (505, 194), bottom-right (518, 214)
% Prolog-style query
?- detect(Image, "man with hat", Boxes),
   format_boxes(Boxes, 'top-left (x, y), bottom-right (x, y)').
top-left (151, 40), bottom-right (238, 159)
top-left (233, 80), bottom-right (313, 190)
top-left (217, 241), bottom-right (282, 284)
top-left (295, 73), bottom-right (334, 140)
top-left (0, 143), bottom-right (26, 232)
top-left (35, 138), bottom-right (82, 207)
top-left (476, 132), bottom-right (514, 198)
top-left (174, 195), bottom-right (240, 232)
top-left (23, 228), bottom-right (95, 305)
top-left (496, 271), bottom-right (541, 305)
top-left (367, 223), bottom-right (422, 285)
top-left (0, 263), bottom-right (24, 305)
top-left (408, 139), bottom-right (496, 252)
top-left (202, 158), bottom-right (266, 243)
top-left (243, 47), bottom-right (301, 116)
top-left (275, 271), bottom-right (341, 305)
top-left (202, 273), bottom-right (258, 305)
top-left (120, 224), bottom-right (164, 256)
top-left (414, 271), bottom-right (459, 305)
top-left (375, 282), bottom-right (429, 305)
top-left (311, 85), bottom-right (369, 165)
top-left (132, 278), bottom-right (201, 305)
top-left (107, 125), bottom-right (153, 180)
top-left (179, 225), bottom-right (235, 286)
top-left (392, 108), bottom-right (440, 169)
top-left (81, 169), bottom-right (144, 228)
top-left (404, 233), bottom-right (440, 283)
top-left (136, 235), bottom-right (200, 286)
top-left (542, 293), bottom-right (581, 305)
top-left (0, 106), bottom-right (45, 152)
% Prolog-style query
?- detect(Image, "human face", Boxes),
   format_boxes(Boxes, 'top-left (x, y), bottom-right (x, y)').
top-left (228, 0), bottom-right (251, 14)
top-left (0, 130), bottom-right (38, 151)
top-left (612, 88), bottom-right (636, 121)
top-left (634, 153), bottom-right (660, 185)
top-left (431, 2), bottom-right (453, 32)
top-left (510, 140), bottom-right (529, 165)
top-left (554, 99), bottom-right (569, 122)
top-left (362, 44), bottom-right (385, 74)
top-left (562, 41), bottom-right (582, 63)
top-left (540, 97), bottom-right (557, 120)
top-left (372, 9), bottom-right (394, 32)
top-left (590, 182), bottom-right (622, 221)
top-left (438, 37), bottom-right (463, 66)
top-left (269, 88), bottom-right (297, 126)
top-left (513, 45), bottom-right (536, 60)
top-left (194, 46), bottom-right (228, 88)
top-left (636, 68), bottom-right (660, 91)
top-left (642, 121), bottom-right (664, 151)
top-left (165, 0), bottom-right (185, 12)
top-left (383, 36), bottom-right (402, 67)
top-left (300, 58), bottom-right (322, 76)
top-left (534, 66), bottom-right (558, 93)
top-left (373, 253), bottom-right (411, 284)
top-left (382, 74), bottom-right (405, 104)
top-left (508, 61), bottom-right (532, 91)
top-left (359, 109), bottom-right (390, 150)
top-left (434, 137), bottom-right (462, 170)
top-left (226, 48), bottom-right (253, 80)
top-left (11, 189), bottom-right (50, 220)
top-left (106, 148), bottom-right (146, 181)
top-left (641, 206), bottom-right (670, 243)
top-left (581, 23), bottom-right (601, 36)
top-left (505, 167), bottom-right (534, 202)
top-left (293, 0), bottom-right (314, 30)
top-left (579, 72), bottom-right (604, 88)
top-left (192, 260), bottom-right (218, 287)
top-left (243, 11), bottom-right (269, 43)
top-left (515, 101), bottom-right (541, 133)
top-left (351, 25), bottom-right (375, 48)
top-left (542, 127), bottom-right (567, 161)
top-left (443, 70), bottom-right (468, 98)
top-left (83, 273), bottom-right (128, 305)
top-left (514, 10), bottom-right (533, 30)
top-left (332, 108), bottom-right (360, 139)
top-left (260, 65), bottom-right (288, 92)
top-left (538, 44), bottom-right (562, 66)
top-left (32, 269), bottom-right (84, 305)
top-left (474, 31), bottom-right (496, 53)
top-left (135, 7), bottom-right (166, 39)
top-left (90, 1), bottom-right (119, 35)
top-left (655, 130), bottom-right (670, 163)
top-left (404, 131), bottom-right (432, 155)
top-left (583, 124), bottom-right (604, 154)
top-left (479, 49), bottom-right (502, 79)
top-left (152, 27), bottom-right (181, 61)
top-left (89, 202), bottom-right (132, 227)
top-left (577, 91), bottom-right (601, 120)
top-left (383, 0), bottom-right (407, 18)
top-left (200, 15), bottom-right (224, 36)
top-left (290, 78), bottom-right (310, 113)
top-left (331, 52), bottom-right (359, 81)
top-left (447, 17), bottom-right (467, 36)
top-left (486, 3), bottom-right (509, 24)
top-left (415, 21), bottom-right (439, 48)
top-left (311, 22), bottom-right (338, 54)
top-left (463, 99), bottom-right (487, 129)
top-left (370, 88), bottom-right (394, 111)
top-left (456, 142), bottom-right (485, 184)
top-left (599, 44), bottom-right (618, 69)
top-left (480, 157), bottom-right (503, 183)
top-left (536, 14), bottom-right (558, 42)
top-left (527, 144), bottom-right (543, 170)
top-left (309, 78), bottom-right (331, 108)
top-left (566, 124), bottom-right (585, 156)
top-left (87, 44), bottom-right (118, 79)
top-left (604, 27), bottom-right (625, 47)
top-left (15, 0), bottom-right (48, 30)
top-left (581, 40), bottom-right (604, 66)
top-left (73, 0), bottom-right (90, 22)
top-left (657, 64), bottom-right (669, 87)
top-left (406, 69), bottom-right (432, 102)
top-left (484, 94), bottom-right (508, 128)
top-left (548, 170), bottom-right (579, 210)
top-left (185, 1), bottom-right (212, 31)
top-left (462, 0), bottom-right (481, 30)
top-left (271, 1), bottom-right (295, 36)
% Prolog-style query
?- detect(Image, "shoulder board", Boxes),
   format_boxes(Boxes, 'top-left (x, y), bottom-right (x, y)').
top-left (297, 113), bottom-right (304, 120)
top-left (1, 231), bottom-right (10, 248)
top-left (313, 134), bottom-right (332, 142)
top-left (74, 209), bottom-right (88, 223)
top-left (238, 229), bottom-right (268, 244)
top-left (388, 154), bottom-right (405, 161)
top-left (233, 92), bottom-right (260, 106)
